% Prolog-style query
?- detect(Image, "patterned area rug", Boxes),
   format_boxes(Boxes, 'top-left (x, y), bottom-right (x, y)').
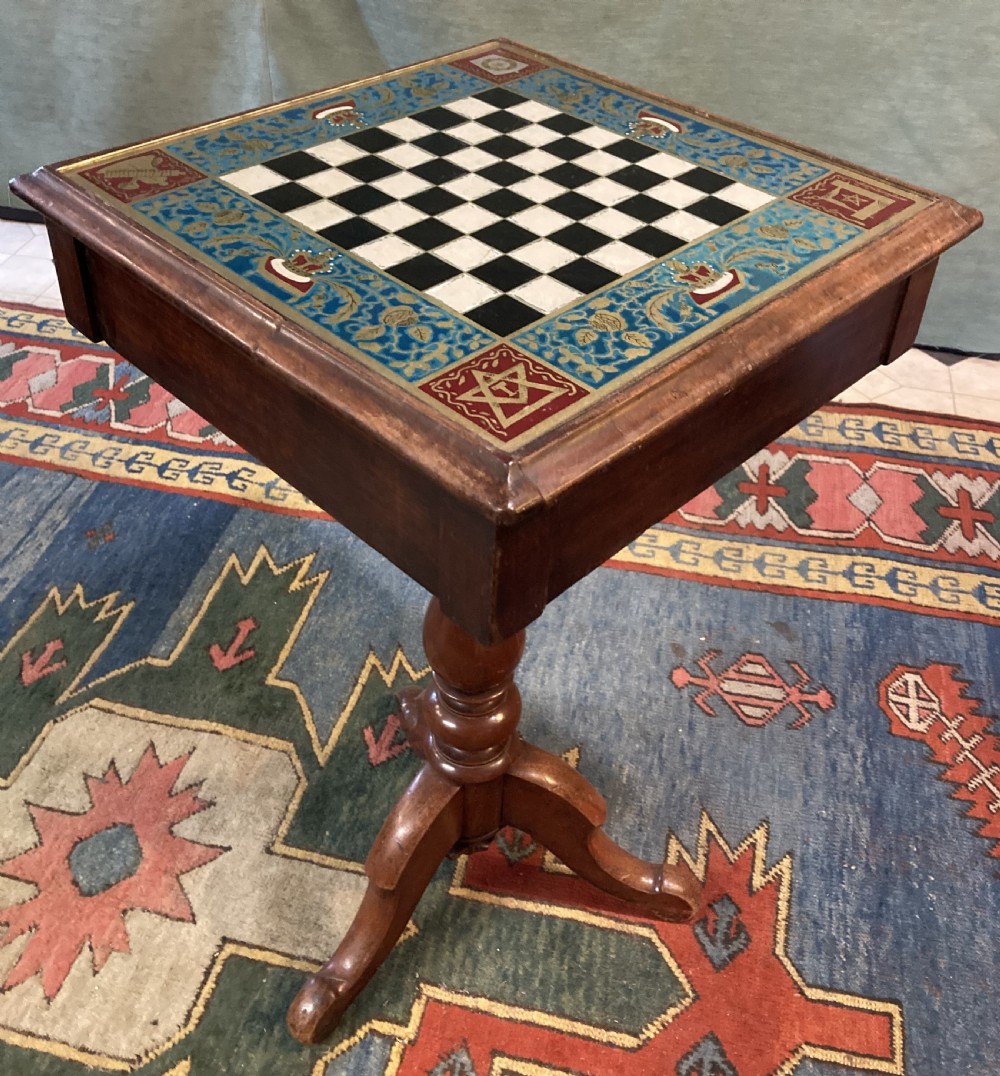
top-left (0, 302), bottom-right (998, 1075)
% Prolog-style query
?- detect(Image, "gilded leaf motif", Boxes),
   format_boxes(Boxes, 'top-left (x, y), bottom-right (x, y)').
top-left (589, 311), bottom-right (626, 333)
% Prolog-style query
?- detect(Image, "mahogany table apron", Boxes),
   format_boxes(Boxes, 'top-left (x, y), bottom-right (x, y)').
top-left (11, 39), bottom-right (981, 1045)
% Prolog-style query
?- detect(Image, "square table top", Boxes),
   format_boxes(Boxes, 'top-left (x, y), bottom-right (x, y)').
top-left (14, 40), bottom-right (981, 640)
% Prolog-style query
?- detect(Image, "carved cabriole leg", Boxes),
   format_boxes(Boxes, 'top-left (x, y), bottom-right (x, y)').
top-left (287, 597), bottom-right (700, 1045)
top-left (504, 742), bottom-right (699, 921)
top-left (286, 767), bottom-right (463, 1044)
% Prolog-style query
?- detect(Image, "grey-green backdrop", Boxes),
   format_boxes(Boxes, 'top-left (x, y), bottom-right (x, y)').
top-left (3, 1), bottom-right (995, 351)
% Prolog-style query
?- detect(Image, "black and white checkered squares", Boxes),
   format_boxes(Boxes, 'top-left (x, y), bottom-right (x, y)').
top-left (224, 87), bottom-right (774, 336)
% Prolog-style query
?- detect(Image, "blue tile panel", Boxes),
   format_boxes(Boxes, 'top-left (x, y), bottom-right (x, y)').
top-left (513, 201), bottom-right (862, 387)
top-left (165, 67), bottom-right (491, 176)
top-left (136, 181), bottom-right (495, 381)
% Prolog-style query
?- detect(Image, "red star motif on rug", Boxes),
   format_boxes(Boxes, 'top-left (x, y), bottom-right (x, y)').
top-left (0, 743), bottom-right (226, 999)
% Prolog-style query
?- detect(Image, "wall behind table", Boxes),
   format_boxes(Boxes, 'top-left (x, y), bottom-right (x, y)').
top-left (3, 0), bottom-right (994, 351)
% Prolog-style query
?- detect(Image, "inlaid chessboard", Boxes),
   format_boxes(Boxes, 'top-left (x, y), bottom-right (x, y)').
top-left (225, 86), bottom-right (767, 337)
top-left (62, 41), bottom-right (927, 444)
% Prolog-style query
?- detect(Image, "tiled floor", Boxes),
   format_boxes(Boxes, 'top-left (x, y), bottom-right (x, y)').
top-left (2, 218), bottom-right (998, 420)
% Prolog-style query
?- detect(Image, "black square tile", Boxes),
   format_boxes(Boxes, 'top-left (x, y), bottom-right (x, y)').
top-left (266, 151), bottom-right (331, 180)
top-left (680, 167), bottom-right (734, 194)
top-left (344, 127), bottom-right (403, 153)
top-left (547, 191), bottom-right (603, 220)
top-left (475, 189), bottom-right (533, 218)
top-left (478, 135), bottom-right (531, 160)
top-left (339, 155), bottom-right (400, 183)
top-left (617, 193), bottom-right (671, 223)
top-left (478, 161), bottom-right (531, 187)
top-left (688, 196), bottom-right (747, 226)
top-left (411, 105), bottom-right (465, 131)
top-left (473, 220), bottom-right (535, 253)
top-left (543, 162), bottom-right (598, 190)
top-left (332, 184), bottom-right (394, 215)
top-left (406, 186), bottom-right (464, 215)
top-left (604, 138), bottom-right (659, 163)
top-left (410, 158), bottom-right (466, 185)
top-left (414, 131), bottom-right (466, 157)
top-left (391, 253), bottom-right (458, 290)
top-left (547, 223), bottom-right (607, 255)
top-left (540, 112), bottom-right (591, 135)
top-left (474, 87), bottom-right (526, 109)
top-left (478, 109), bottom-right (531, 134)
top-left (397, 218), bottom-right (463, 251)
top-left (255, 182), bottom-right (320, 213)
top-left (471, 255), bottom-right (537, 291)
top-left (624, 226), bottom-right (686, 258)
top-left (466, 294), bottom-right (539, 335)
top-left (544, 136), bottom-right (592, 162)
top-left (610, 165), bottom-right (664, 192)
top-left (550, 258), bottom-right (619, 294)
top-left (319, 217), bottom-right (386, 250)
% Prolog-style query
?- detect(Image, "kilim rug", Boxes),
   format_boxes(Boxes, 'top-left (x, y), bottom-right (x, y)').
top-left (0, 301), bottom-right (997, 1075)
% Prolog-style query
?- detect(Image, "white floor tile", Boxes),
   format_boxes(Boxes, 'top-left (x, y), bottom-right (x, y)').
top-left (0, 254), bottom-right (59, 304)
top-left (873, 386), bottom-right (957, 415)
top-left (883, 347), bottom-right (954, 393)
top-left (0, 221), bottom-right (35, 256)
top-left (953, 394), bottom-right (1000, 421)
top-left (949, 357), bottom-right (1000, 401)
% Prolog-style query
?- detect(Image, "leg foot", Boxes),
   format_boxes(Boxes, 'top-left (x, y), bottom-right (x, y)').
top-left (287, 766), bottom-right (462, 1044)
top-left (503, 741), bottom-right (699, 922)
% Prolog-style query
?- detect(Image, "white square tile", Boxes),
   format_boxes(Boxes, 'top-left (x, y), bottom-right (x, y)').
top-left (33, 283), bottom-right (64, 310)
top-left (589, 241), bottom-right (652, 274)
top-left (516, 239), bottom-right (578, 273)
top-left (509, 205), bottom-right (573, 236)
top-left (507, 99), bottom-right (561, 122)
top-left (435, 235), bottom-right (499, 270)
top-left (450, 121), bottom-right (499, 146)
top-left (223, 164), bottom-right (286, 194)
top-left (378, 143), bottom-right (434, 169)
top-left (286, 199), bottom-right (353, 231)
top-left (363, 201), bottom-right (428, 232)
top-left (449, 146), bottom-right (498, 172)
top-left (949, 356), bottom-right (1000, 401)
top-left (373, 171), bottom-right (432, 199)
top-left (512, 124), bottom-right (562, 148)
top-left (352, 234), bottom-right (423, 268)
top-left (307, 139), bottom-right (367, 166)
top-left (572, 126), bottom-right (623, 149)
top-left (510, 175), bottom-right (565, 202)
top-left (585, 207), bottom-right (642, 239)
top-left (645, 179), bottom-right (705, 209)
top-left (640, 152), bottom-right (694, 179)
top-left (427, 273), bottom-right (500, 312)
top-left (714, 182), bottom-right (774, 211)
top-left (380, 116), bottom-right (436, 140)
top-left (510, 148), bottom-right (563, 174)
top-left (438, 203), bottom-right (501, 233)
top-left (575, 150), bottom-right (629, 176)
top-left (511, 275), bottom-right (582, 314)
top-left (577, 177), bottom-right (634, 205)
top-left (659, 209), bottom-right (718, 242)
top-left (298, 168), bottom-right (359, 198)
top-left (447, 96), bottom-right (497, 119)
top-left (442, 174), bottom-right (500, 200)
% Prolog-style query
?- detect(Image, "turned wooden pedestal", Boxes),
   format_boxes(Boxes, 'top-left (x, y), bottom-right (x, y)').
top-left (287, 598), bottom-right (698, 1044)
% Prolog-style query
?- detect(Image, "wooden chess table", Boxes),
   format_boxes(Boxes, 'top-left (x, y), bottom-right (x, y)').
top-left (13, 39), bottom-right (980, 1044)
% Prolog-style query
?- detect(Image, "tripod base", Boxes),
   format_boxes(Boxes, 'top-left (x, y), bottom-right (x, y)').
top-left (287, 600), bottom-right (699, 1045)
